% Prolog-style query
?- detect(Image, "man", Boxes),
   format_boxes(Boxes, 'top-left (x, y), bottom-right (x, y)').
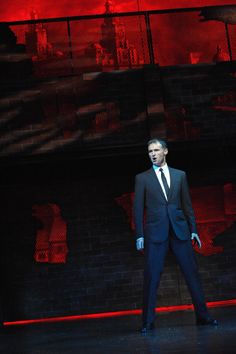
top-left (134, 138), bottom-right (218, 333)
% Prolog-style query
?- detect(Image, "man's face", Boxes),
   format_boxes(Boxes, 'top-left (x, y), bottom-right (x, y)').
top-left (148, 142), bottom-right (168, 166)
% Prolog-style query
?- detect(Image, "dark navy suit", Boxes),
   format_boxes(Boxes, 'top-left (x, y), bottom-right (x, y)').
top-left (134, 166), bottom-right (209, 325)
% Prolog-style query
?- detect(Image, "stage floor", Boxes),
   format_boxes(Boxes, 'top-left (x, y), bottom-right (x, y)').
top-left (1, 305), bottom-right (236, 354)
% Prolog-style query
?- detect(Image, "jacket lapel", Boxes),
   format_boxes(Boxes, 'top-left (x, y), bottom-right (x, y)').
top-left (168, 167), bottom-right (176, 201)
top-left (148, 168), bottom-right (167, 201)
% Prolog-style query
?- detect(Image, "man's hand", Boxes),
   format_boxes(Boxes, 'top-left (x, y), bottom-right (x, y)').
top-left (191, 233), bottom-right (201, 248)
top-left (136, 237), bottom-right (144, 251)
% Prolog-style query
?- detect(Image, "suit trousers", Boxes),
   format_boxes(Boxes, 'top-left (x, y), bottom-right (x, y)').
top-left (142, 230), bottom-right (209, 325)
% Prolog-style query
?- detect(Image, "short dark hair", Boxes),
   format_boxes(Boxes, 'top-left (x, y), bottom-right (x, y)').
top-left (147, 138), bottom-right (168, 149)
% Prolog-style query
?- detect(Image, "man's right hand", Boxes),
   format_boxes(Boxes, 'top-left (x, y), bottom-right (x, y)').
top-left (136, 237), bottom-right (144, 251)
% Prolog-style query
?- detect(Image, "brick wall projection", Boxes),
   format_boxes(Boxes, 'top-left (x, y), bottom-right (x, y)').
top-left (1, 157), bottom-right (236, 322)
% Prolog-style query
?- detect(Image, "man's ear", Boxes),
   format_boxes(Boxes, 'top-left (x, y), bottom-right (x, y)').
top-left (164, 148), bottom-right (168, 156)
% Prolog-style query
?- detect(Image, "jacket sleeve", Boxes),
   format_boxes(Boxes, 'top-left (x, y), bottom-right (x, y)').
top-left (133, 174), bottom-right (145, 239)
top-left (181, 172), bottom-right (198, 234)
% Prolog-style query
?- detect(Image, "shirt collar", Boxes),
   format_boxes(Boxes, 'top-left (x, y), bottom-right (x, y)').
top-left (153, 163), bottom-right (168, 172)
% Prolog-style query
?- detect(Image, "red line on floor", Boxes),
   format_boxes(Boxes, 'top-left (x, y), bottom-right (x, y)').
top-left (4, 299), bottom-right (236, 326)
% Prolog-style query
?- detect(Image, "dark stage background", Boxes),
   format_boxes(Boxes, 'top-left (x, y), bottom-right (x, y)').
top-left (1, 143), bottom-right (236, 322)
top-left (0, 1), bottom-right (236, 322)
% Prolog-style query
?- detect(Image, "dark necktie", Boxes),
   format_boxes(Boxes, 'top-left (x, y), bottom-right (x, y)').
top-left (160, 168), bottom-right (169, 198)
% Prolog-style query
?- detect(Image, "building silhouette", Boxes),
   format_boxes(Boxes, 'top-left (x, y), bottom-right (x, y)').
top-left (85, 0), bottom-right (139, 68)
top-left (25, 10), bottom-right (53, 58)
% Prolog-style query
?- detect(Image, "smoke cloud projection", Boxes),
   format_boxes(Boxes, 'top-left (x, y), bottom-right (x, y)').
top-left (0, 0), bottom-right (234, 21)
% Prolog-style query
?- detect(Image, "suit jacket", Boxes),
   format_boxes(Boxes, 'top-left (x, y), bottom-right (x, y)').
top-left (134, 167), bottom-right (197, 243)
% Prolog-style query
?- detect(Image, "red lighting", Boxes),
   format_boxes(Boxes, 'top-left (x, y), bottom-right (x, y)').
top-left (3, 299), bottom-right (236, 327)
top-left (0, 1), bottom-right (233, 22)
top-left (32, 203), bottom-right (68, 264)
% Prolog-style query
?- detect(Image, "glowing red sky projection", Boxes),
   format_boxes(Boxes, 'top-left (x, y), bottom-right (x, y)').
top-left (0, 0), bottom-right (235, 21)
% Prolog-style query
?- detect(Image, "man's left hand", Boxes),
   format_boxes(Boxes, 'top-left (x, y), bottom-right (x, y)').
top-left (191, 233), bottom-right (201, 248)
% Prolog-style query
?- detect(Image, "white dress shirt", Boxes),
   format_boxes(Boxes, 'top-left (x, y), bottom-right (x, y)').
top-left (153, 163), bottom-right (170, 200)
